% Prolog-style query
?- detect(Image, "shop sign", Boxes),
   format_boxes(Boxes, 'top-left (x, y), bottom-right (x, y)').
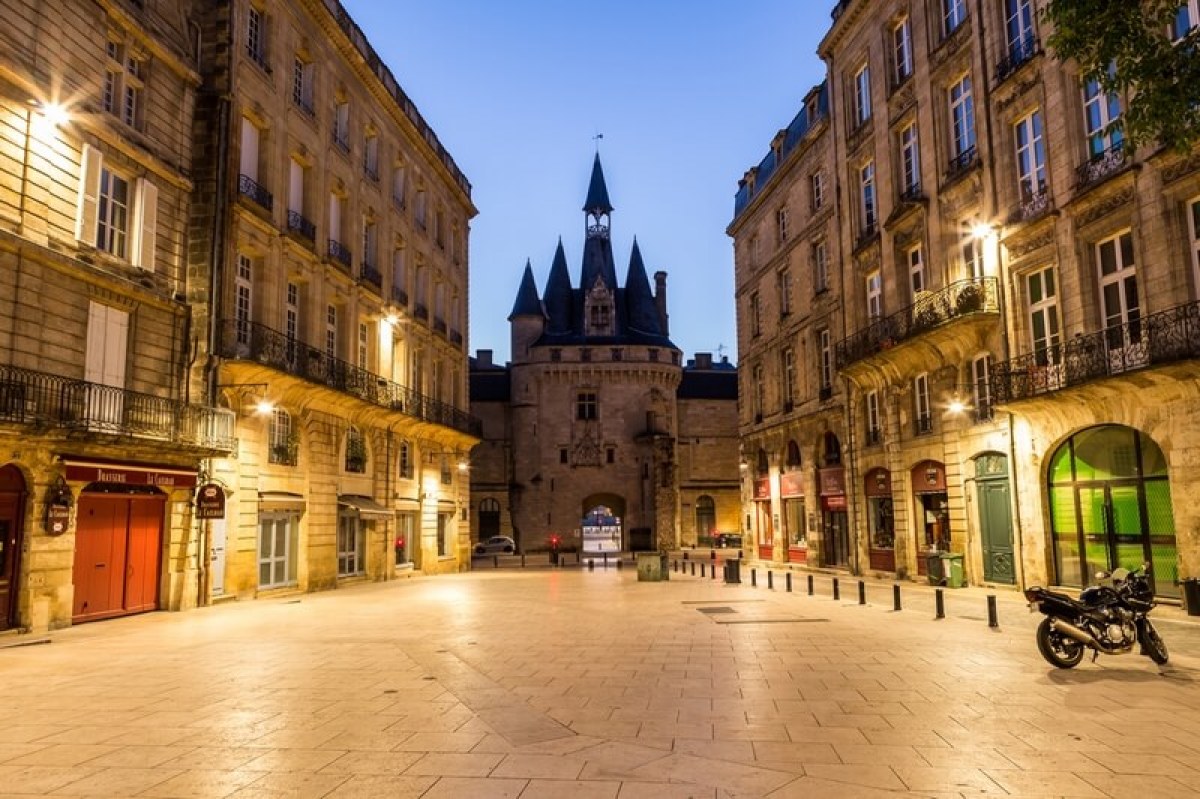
top-left (780, 472), bottom-right (805, 498)
top-left (818, 467), bottom-right (846, 496)
top-left (45, 504), bottom-right (71, 535)
top-left (753, 477), bottom-right (771, 500)
top-left (64, 462), bottom-right (197, 489)
top-left (864, 468), bottom-right (892, 497)
top-left (822, 494), bottom-right (848, 511)
top-left (195, 483), bottom-right (226, 520)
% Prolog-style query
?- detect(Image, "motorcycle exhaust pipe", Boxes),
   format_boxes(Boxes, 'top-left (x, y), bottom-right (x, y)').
top-left (1049, 618), bottom-right (1128, 655)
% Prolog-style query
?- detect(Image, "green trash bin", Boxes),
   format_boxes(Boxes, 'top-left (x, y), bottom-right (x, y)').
top-left (942, 553), bottom-right (965, 588)
top-left (926, 552), bottom-right (945, 585)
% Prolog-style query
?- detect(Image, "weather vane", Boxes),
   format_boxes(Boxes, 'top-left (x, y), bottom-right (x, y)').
top-left (593, 132), bottom-right (603, 152)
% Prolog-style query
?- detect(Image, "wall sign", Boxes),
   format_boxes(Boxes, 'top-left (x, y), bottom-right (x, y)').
top-left (195, 483), bottom-right (226, 520)
top-left (63, 460), bottom-right (197, 489)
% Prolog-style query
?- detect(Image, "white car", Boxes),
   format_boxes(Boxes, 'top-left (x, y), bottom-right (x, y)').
top-left (474, 536), bottom-right (516, 555)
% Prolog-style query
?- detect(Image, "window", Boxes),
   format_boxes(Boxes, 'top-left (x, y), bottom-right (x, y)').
top-left (559, 448), bottom-right (568, 464)
top-left (85, 301), bottom-right (128, 417)
top-left (1173, 0), bottom-right (1199, 41)
top-left (900, 123), bottom-right (920, 195)
top-left (247, 6), bottom-right (267, 68)
top-left (96, 167), bottom-right (131, 259)
top-left (778, 269), bottom-right (792, 315)
top-left (395, 513), bottom-right (414, 564)
top-left (576, 391), bottom-right (598, 421)
top-left (811, 171), bottom-right (825, 210)
top-left (437, 512), bottom-right (452, 557)
top-left (1097, 231), bottom-right (1141, 353)
top-left (103, 40), bottom-right (143, 128)
top-left (813, 241), bottom-right (829, 293)
top-left (269, 408), bottom-right (296, 465)
top-left (344, 426), bottom-right (366, 473)
top-left (962, 231), bottom-right (983, 278)
top-left (392, 248), bottom-right (407, 301)
top-left (415, 188), bottom-right (427, 228)
top-left (357, 321), bottom-right (369, 369)
top-left (240, 116), bottom-right (262, 184)
top-left (76, 145), bottom-right (157, 269)
top-left (606, 448), bottom-right (615, 464)
top-left (292, 56), bottom-right (314, 114)
top-left (392, 163), bottom-right (407, 208)
top-left (776, 206), bottom-right (790, 243)
top-left (866, 391), bottom-right (881, 444)
top-left (893, 17), bottom-right (913, 83)
top-left (333, 101), bottom-right (350, 151)
top-left (782, 348), bottom-right (795, 407)
top-left (337, 512), bottom-right (365, 576)
top-left (859, 160), bottom-right (877, 234)
top-left (1189, 198), bottom-right (1200, 297)
top-left (285, 281), bottom-right (299, 364)
top-left (1028, 266), bottom-right (1061, 365)
top-left (259, 513), bottom-right (297, 588)
top-left (398, 440), bottom-right (413, 479)
top-left (818, 329), bottom-right (832, 395)
top-left (695, 496), bottom-right (716, 541)
top-left (1014, 110), bottom-right (1046, 199)
top-left (362, 218), bottom-right (377, 269)
top-left (1083, 69), bottom-right (1122, 157)
top-left (949, 75), bottom-right (976, 158)
top-left (1005, 0), bottom-right (1036, 55)
top-left (288, 158), bottom-right (305, 216)
top-left (853, 63), bottom-right (872, 126)
top-left (943, 0), bottom-right (967, 36)
top-left (972, 355), bottom-right (993, 421)
top-left (750, 235), bottom-right (760, 267)
top-left (866, 270), bottom-right (882, 320)
top-left (235, 254), bottom-right (253, 346)
top-left (908, 245), bottom-right (926, 298)
top-left (363, 133), bottom-right (379, 180)
top-left (752, 364), bottom-right (765, 419)
top-left (325, 304), bottom-right (337, 358)
top-left (914, 373), bottom-right (932, 434)
top-left (750, 291), bottom-right (762, 336)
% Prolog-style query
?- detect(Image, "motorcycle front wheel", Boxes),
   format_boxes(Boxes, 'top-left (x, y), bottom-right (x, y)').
top-left (1036, 617), bottom-right (1085, 668)
top-left (1138, 621), bottom-right (1169, 665)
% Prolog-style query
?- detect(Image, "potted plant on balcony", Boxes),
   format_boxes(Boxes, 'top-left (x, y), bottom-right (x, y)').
top-left (955, 283), bottom-right (983, 314)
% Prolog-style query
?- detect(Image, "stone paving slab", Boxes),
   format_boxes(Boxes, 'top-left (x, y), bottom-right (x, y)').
top-left (1, 568), bottom-right (1200, 798)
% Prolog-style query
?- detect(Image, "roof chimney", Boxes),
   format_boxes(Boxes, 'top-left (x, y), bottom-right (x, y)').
top-left (695, 352), bottom-right (713, 370)
top-left (653, 271), bottom-right (669, 337)
top-left (476, 349), bottom-right (493, 368)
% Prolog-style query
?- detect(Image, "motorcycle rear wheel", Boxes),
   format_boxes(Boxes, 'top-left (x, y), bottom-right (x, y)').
top-left (1138, 622), bottom-right (1169, 665)
top-left (1036, 617), bottom-right (1084, 668)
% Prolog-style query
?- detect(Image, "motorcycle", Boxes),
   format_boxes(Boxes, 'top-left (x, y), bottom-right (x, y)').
top-left (1024, 563), bottom-right (1169, 669)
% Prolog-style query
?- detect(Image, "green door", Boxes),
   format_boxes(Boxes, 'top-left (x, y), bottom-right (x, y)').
top-left (978, 478), bottom-right (1015, 584)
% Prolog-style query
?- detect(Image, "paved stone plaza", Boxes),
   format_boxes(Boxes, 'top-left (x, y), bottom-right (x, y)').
top-left (2, 566), bottom-right (1199, 798)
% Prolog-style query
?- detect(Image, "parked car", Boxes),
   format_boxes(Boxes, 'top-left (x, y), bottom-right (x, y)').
top-left (474, 535), bottom-right (516, 555)
top-left (714, 533), bottom-right (743, 549)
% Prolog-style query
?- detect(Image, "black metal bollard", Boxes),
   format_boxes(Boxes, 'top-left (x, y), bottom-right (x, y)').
top-left (522, 553), bottom-right (527, 568)
top-left (767, 571), bottom-right (774, 590)
top-left (786, 572), bottom-right (792, 592)
top-left (893, 583), bottom-right (902, 611)
top-left (858, 580), bottom-right (866, 605)
top-left (935, 588), bottom-right (945, 619)
top-left (701, 563), bottom-right (706, 578)
top-left (588, 558), bottom-right (594, 571)
top-left (616, 558), bottom-right (623, 570)
top-left (832, 577), bottom-right (840, 601)
top-left (807, 574), bottom-right (814, 595)
top-left (751, 568), bottom-right (757, 587)
top-left (603, 552), bottom-right (609, 569)
top-left (711, 562), bottom-right (716, 580)
top-left (691, 562), bottom-right (696, 576)
top-left (987, 594), bottom-right (999, 628)
top-left (494, 555), bottom-right (499, 569)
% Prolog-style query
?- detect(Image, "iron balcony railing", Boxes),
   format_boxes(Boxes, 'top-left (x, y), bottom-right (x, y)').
top-left (449, 329), bottom-right (463, 347)
top-left (217, 320), bottom-right (482, 437)
top-left (945, 146), bottom-right (979, 181)
top-left (899, 182), bottom-right (924, 203)
top-left (996, 36), bottom-right (1039, 83)
top-left (332, 130), bottom-right (350, 153)
top-left (1013, 180), bottom-right (1051, 223)
top-left (286, 210), bottom-right (316, 242)
top-left (360, 262), bottom-right (382, 291)
top-left (328, 239), bottom-right (352, 270)
top-left (413, 303), bottom-right (429, 321)
top-left (391, 287), bottom-right (409, 307)
top-left (835, 276), bottom-right (999, 370)
top-left (1076, 141), bottom-right (1127, 190)
top-left (0, 364), bottom-right (236, 451)
top-left (433, 316), bottom-right (447, 335)
top-left (914, 414), bottom-right (934, 436)
top-left (293, 95), bottom-right (315, 118)
top-left (238, 174), bottom-right (273, 211)
top-left (991, 300), bottom-right (1200, 404)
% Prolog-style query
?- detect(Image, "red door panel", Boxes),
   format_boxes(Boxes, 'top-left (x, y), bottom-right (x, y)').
top-left (74, 498), bottom-right (127, 621)
top-left (125, 499), bottom-right (163, 613)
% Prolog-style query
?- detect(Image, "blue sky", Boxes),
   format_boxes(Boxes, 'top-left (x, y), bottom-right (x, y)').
top-left (342, 1), bottom-right (831, 364)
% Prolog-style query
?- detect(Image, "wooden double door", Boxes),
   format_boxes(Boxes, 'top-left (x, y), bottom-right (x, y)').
top-left (73, 492), bottom-right (164, 623)
top-left (0, 465), bottom-right (27, 631)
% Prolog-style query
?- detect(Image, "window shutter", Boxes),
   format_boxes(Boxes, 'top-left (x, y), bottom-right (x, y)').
top-left (104, 306), bottom-right (129, 389)
top-left (85, 301), bottom-right (106, 384)
top-left (75, 143), bottom-right (102, 243)
top-left (133, 178), bottom-right (158, 271)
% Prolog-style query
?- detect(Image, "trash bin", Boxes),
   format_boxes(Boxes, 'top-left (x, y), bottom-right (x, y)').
top-left (724, 558), bottom-right (742, 585)
top-left (926, 552), bottom-right (945, 585)
top-left (942, 553), bottom-right (965, 588)
top-left (1183, 578), bottom-right (1200, 616)
top-left (636, 551), bottom-right (669, 582)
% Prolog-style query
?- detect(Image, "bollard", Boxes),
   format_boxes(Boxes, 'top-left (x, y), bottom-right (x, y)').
top-left (691, 562), bottom-right (696, 576)
top-left (786, 572), bottom-right (793, 593)
top-left (935, 588), bottom-right (945, 619)
top-left (893, 583), bottom-right (902, 611)
top-left (711, 562), bottom-right (716, 580)
top-left (751, 568), bottom-right (757, 587)
top-left (767, 571), bottom-right (774, 590)
top-left (987, 594), bottom-right (999, 628)
top-left (588, 558), bottom-right (594, 572)
top-left (683, 551), bottom-right (689, 561)
top-left (603, 552), bottom-right (609, 569)
top-left (494, 555), bottom-right (499, 569)
top-left (858, 580), bottom-right (866, 605)
top-left (701, 563), bottom-right (706, 578)
top-left (711, 549), bottom-right (717, 561)
top-left (807, 574), bottom-right (814, 595)
top-left (832, 577), bottom-right (840, 601)
top-left (617, 558), bottom-right (623, 570)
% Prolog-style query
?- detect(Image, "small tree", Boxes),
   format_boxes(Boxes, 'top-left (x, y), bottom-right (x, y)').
top-left (1042, 0), bottom-right (1200, 152)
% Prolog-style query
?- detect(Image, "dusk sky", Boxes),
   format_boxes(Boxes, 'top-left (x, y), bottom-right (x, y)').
top-left (341, 1), bottom-right (830, 364)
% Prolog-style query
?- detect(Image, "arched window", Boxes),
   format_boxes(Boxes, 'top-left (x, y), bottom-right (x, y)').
top-left (785, 440), bottom-right (802, 470)
top-left (397, 439), bottom-right (412, 478)
top-left (822, 432), bottom-right (842, 466)
top-left (268, 408), bottom-right (296, 465)
top-left (756, 448), bottom-right (769, 476)
top-left (695, 495), bottom-right (716, 541)
top-left (345, 426), bottom-right (366, 473)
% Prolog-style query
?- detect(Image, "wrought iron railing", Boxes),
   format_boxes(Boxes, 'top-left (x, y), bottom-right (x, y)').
top-left (413, 303), bottom-right (429, 321)
top-left (991, 301), bottom-right (1200, 404)
top-left (449, 329), bottom-right (463, 346)
top-left (945, 146), bottom-right (978, 181)
top-left (360, 263), bottom-right (382, 291)
top-left (363, 164), bottom-right (379, 183)
top-left (855, 223), bottom-right (878, 250)
top-left (332, 130), bottom-right (350, 153)
top-left (835, 276), bottom-right (999, 370)
top-left (0, 364), bottom-right (235, 451)
top-left (391, 287), bottom-right (408, 307)
top-left (286, 210), bottom-right (316, 242)
top-left (269, 439), bottom-right (298, 466)
top-left (914, 414), bottom-right (933, 436)
top-left (1076, 142), bottom-right (1127, 190)
top-left (899, 183), bottom-right (924, 203)
top-left (433, 317), bottom-right (447, 335)
top-left (865, 427), bottom-right (882, 446)
top-left (819, 385), bottom-right (834, 402)
top-left (293, 95), bottom-right (315, 118)
top-left (217, 320), bottom-right (482, 437)
top-left (995, 36), bottom-right (1039, 83)
top-left (238, 174), bottom-right (273, 211)
top-left (328, 239), bottom-right (352, 270)
top-left (1013, 181), bottom-right (1050, 223)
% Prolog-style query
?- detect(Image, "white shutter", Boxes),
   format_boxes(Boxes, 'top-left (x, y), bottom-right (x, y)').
top-left (85, 301), bottom-right (107, 384)
top-left (75, 143), bottom-right (102, 243)
top-left (289, 159), bottom-right (303, 213)
top-left (84, 302), bottom-right (128, 388)
top-left (132, 178), bottom-right (158, 271)
top-left (240, 118), bottom-right (259, 180)
top-left (329, 193), bottom-right (340, 240)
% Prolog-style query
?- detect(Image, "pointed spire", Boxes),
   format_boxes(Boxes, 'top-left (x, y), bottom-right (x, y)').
top-left (623, 238), bottom-right (662, 335)
top-left (508, 259), bottom-right (544, 320)
top-left (583, 153), bottom-right (613, 215)
top-left (543, 239), bottom-right (574, 334)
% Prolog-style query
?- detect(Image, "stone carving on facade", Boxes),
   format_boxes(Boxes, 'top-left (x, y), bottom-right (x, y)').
top-left (1162, 152), bottom-right (1200, 184)
top-left (937, 171), bottom-right (982, 217)
top-left (1075, 186), bottom-right (1135, 230)
top-left (1004, 225), bottom-right (1057, 260)
top-left (929, 21), bottom-right (972, 73)
top-left (995, 76), bottom-right (1040, 113)
top-left (571, 426), bottom-right (603, 467)
top-left (888, 80), bottom-right (916, 123)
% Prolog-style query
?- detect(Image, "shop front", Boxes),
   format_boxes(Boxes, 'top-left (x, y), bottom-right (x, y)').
top-left (781, 471), bottom-right (807, 563)
top-left (911, 460), bottom-right (948, 577)
top-left (753, 477), bottom-right (773, 560)
top-left (864, 467), bottom-right (895, 572)
top-left (0, 464), bottom-right (28, 631)
top-left (819, 467), bottom-right (849, 568)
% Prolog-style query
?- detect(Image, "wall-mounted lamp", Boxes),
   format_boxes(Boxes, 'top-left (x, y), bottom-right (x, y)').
top-left (217, 383), bottom-right (273, 415)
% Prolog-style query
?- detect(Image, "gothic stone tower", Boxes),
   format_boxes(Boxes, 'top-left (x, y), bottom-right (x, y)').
top-left (506, 156), bottom-right (682, 552)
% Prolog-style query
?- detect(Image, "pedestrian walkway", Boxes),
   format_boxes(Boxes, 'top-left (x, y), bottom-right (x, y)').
top-left (2, 568), bottom-right (1199, 798)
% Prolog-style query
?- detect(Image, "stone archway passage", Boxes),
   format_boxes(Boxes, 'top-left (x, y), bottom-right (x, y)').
top-left (1047, 425), bottom-right (1178, 598)
top-left (581, 494), bottom-right (625, 553)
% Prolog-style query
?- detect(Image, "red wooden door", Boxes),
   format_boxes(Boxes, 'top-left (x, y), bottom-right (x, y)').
top-left (0, 465), bottom-right (27, 631)
top-left (74, 497), bottom-right (128, 621)
top-left (125, 499), bottom-right (163, 613)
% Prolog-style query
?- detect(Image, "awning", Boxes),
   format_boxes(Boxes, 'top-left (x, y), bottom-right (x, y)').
top-left (259, 491), bottom-right (306, 512)
top-left (338, 494), bottom-right (394, 519)
top-left (61, 455), bottom-right (198, 489)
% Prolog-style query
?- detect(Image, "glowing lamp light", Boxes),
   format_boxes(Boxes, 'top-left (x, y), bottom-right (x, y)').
top-left (948, 398), bottom-right (966, 415)
top-left (384, 312), bottom-right (400, 326)
top-left (971, 222), bottom-right (996, 241)
top-left (254, 399), bottom-right (275, 416)
top-left (39, 102), bottom-right (68, 128)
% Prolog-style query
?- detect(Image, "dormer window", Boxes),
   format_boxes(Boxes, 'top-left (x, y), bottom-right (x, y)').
top-left (584, 280), bottom-right (615, 336)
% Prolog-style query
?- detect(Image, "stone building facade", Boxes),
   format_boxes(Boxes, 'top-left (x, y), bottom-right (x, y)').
top-left (732, 0), bottom-right (1200, 600)
top-left (470, 157), bottom-right (740, 553)
top-left (191, 0), bottom-right (479, 600)
top-left (0, 0), bottom-right (235, 632)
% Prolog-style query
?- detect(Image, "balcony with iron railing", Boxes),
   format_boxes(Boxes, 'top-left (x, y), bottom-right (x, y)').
top-left (1076, 141), bottom-right (1128, 191)
top-left (391, 286), bottom-right (409, 307)
top-left (217, 319), bottom-right (482, 437)
top-left (944, 146), bottom-right (979, 184)
top-left (991, 300), bottom-right (1200, 405)
top-left (238, 174), bottom-right (273, 212)
top-left (286, 210), bottom-right (316, 243)
top-left (995, 36), bottom-right (1039, 84)
top-left (835, 276), bottom-right (999, 371)
top-left (332, 129), bottom-right (350, 153)
top-left (449, 329), bottom-right (463, 347)
top-left (865, 427), bottom-right (882, 446)
top-left (413, 303), bottom-right (429, 321)
top-left (914, 414), bottom-right (934, 436)
top-left (1011, 180), bottom-right (1051, 224)
top-left (433, 316), bottom-right (447, 336)
top-left (0, 364), bottom-right (236, 452)
top-left (360, 262), bottom-right (382, 292)
top-left (328, 239), bottom-right (352, 270)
